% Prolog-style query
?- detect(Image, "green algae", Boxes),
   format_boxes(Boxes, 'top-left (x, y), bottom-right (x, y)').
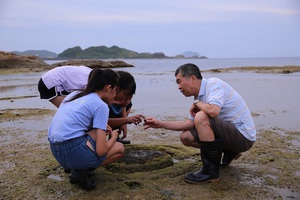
top-left (0, 109), bottom-right (299, 199)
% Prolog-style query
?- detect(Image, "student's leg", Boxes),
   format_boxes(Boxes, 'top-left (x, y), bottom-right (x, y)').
top-left (50, 96), bottom-right (65, 108)
top-left (101, 142), bottom-right (125, 166)
top-left (86, 129), bottom-right (124, 165)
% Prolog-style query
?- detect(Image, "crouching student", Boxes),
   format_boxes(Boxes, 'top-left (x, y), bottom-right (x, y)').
top-left (48, 68), bottom-right (125, 190)
top-left (108, 71), bottom-right (144, 144)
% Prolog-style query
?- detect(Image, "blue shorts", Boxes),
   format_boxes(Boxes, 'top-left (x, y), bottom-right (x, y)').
top-left (49, 134), bottom-right (107, 170)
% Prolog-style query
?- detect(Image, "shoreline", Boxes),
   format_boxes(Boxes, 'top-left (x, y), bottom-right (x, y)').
top-left (1, 65), bottom-right (300, 75)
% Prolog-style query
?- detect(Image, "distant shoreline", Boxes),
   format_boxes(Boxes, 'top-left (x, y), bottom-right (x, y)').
top-left (1, 65), bottom-right (299, 75)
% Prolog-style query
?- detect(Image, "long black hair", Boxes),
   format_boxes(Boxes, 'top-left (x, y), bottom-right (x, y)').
top-left (68, 68), bottom-right (119, 102)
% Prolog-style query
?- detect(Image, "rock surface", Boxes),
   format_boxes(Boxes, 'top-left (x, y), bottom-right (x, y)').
top-left (0, 51), bottom-right (134, 70)
top-left (51, 59), bottom-right (134, 68)
top-left (0, 51), bottom-right (49, 69)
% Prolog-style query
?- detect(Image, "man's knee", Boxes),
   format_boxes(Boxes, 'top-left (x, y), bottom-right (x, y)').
top-left (180, 131), bottom-right (193, 146)
top-left (194, 111), bottom-right (209, 125)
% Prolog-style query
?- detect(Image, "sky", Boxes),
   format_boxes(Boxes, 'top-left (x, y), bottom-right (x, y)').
top-left (0, 0), bottom-right (299, 58)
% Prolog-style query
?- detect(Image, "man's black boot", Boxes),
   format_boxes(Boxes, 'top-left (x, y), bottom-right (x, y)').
top-left (220, 150), bottom-right (242, 167)
top-left (69, 170), bottom-right (96, 190)
top-left (184, 140), bottom-right (223, 184)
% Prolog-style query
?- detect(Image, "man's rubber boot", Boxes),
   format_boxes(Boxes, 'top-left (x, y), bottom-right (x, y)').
top-left (184, 140), bottom-right (223, 184)
top-left (220, 150), bottom-right (242, 167)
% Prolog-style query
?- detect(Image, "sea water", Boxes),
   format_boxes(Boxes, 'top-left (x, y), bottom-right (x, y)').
top-left (0, 57), bottom-right (300, 131)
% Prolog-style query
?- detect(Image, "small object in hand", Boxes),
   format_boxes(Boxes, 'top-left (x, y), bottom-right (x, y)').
top-left (142, 116), bottom-right (147, 122)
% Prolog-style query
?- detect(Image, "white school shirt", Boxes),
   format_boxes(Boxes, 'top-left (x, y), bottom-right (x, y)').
top-left (189, 78), bottom-right (256, 141)
top-left (41, 65), bottom-right (92, 92)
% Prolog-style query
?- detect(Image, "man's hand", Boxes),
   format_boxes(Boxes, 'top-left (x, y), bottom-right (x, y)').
top-left (143, 117), bottom-right (161, 129)
top-left (190, 103), bottom-right (200, 117)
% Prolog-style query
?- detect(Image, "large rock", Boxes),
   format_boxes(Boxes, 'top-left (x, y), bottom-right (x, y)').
top-left (0, 51), bottom-right (49, 69)
top-left (0, 51), bottom-right (134, 70)
top-left (51, 59), bottom-right (134, 68)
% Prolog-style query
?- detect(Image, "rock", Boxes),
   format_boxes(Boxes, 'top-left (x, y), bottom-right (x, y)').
top-left (0, 51), bottom-right (134, 70)
top-left (51, 59), bottom-right (134, 68)
top-left (0, 51), bottom-right (49, 69)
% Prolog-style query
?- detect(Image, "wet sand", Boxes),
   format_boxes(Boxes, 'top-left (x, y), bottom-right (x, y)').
top-left (0, 68), bottom-right (299, 199)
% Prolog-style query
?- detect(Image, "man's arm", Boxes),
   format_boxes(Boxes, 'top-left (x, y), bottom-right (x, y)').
top-left (144, 117), bottom-right (195, 131)
top-left (192, 101), bottom-right (221, 118)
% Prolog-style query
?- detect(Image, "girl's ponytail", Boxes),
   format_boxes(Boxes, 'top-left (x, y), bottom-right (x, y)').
top-left (68, 68), bottom-right (119, 102)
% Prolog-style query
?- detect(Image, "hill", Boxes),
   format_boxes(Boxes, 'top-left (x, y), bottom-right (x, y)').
top-left (179, 51), bottom-right (201, 58)
top-left (12, 50), bottom-right (57, 59)
top-left (10, 46), bottom-right (207, 59)
top-left (58, 46), bottom-right (167, 59)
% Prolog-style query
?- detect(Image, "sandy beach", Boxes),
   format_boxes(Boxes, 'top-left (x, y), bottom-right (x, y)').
top-left (0, 66), bottom-right (299, 199)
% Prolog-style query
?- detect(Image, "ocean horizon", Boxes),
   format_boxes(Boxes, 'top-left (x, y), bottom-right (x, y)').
top-left (45, 57), bottom-right (300, 72)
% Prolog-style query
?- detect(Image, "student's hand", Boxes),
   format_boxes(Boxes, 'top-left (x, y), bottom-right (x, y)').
top-left (110, 129), bottom-right (119, 139)
top-left (127, 114), bottom-right (144, 125)
top-left (190, 103), bottom-right (200, 117)
top-left (119, 125), bottom-right (128, 139)
top-left (106, 124), bottom-right (112, 135)
top-left (143, 117), bottom-right (161, 129)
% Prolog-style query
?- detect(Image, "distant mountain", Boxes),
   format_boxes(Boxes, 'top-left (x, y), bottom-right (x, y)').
top-left (178, 51), bottom-right (201, 58)
top-left (12, 50), bottom-right (58, 59)
top-left (11, 47), bottom-right (206, 60)
top-left (58, 45), bottom-right (167, 59)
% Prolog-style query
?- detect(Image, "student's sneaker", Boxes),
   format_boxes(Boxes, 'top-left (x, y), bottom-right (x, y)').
top-left (116, 137), bottom-right (131, 144)
top-left (69, 170), bottom-right (96, 190)
top-left (64, 168), bottom-right (71, 173)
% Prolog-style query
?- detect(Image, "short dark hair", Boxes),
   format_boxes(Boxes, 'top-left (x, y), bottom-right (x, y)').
top-left (175, 63), bottom-right (202, 80)
top-left (117, 71), bottom-right (136, 96)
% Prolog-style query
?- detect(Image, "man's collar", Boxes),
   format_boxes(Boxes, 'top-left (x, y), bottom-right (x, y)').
top-left (195, 78), bottom-right (207, 99)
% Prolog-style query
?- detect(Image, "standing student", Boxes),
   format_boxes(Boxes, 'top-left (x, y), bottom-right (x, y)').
top-left (144, 63), bottom-right (256, 184)
top-left (48, 68), bottom-right (124, 190)
top-left (38, 65), bottom-right (91, 108)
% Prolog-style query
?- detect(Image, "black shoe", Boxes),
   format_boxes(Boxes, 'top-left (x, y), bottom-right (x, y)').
top-left (69, 170), bottom-right (96, 190)
top-left (67, 168), bottom-right (94, 176)
top-left (64, 168), bottom-right (71, 173)
top-left (220, 150), bottom-right (241, 167)
top-left (116, 137), bottom-right (131, 144)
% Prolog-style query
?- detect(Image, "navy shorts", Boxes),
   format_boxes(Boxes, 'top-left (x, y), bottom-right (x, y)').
top-left (38, 78), bottom-right (69, 100)
top-left (49, 134), bottom-right (107, 170)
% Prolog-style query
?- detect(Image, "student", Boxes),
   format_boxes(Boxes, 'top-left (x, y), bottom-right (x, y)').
top-left (48, 68), bottom-right (124, 190)
top-left (38, 65), bottom-right (91, 108)
top-left (38, 66), bottom-right (144, 143)
top-left (108, 71), bottom-right (144, 144)
top-left (144, 63), bottom-right (256, 184)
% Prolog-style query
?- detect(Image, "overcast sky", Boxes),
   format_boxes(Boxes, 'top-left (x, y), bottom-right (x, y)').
top-left (0, 0), bottom-right (299, 58)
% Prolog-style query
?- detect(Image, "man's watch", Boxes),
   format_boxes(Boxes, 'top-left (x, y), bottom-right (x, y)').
top-left (194, 99), bottom-right (200, 104)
